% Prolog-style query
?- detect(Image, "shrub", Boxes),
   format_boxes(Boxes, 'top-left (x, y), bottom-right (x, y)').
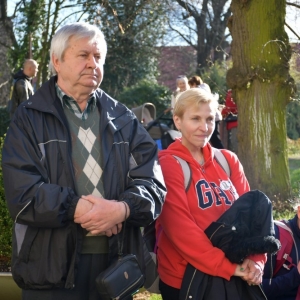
top-left (117, 79), bottom-right (172, 117)
top-left (0, 107), bottom-right (10, 137)
top-left (0, 135), bottom-right (13, 272)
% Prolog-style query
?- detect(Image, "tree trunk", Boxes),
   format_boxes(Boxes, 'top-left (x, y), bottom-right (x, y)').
top-left (0, 0), bottom-right (14, 106)
top-left (227, 0), bottom-right (295, 201)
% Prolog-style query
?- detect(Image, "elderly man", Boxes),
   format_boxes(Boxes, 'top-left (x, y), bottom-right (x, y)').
top-left (2, 22), bottom-right (166, 300)
top-left (9, 59), bottom-right (39, 117)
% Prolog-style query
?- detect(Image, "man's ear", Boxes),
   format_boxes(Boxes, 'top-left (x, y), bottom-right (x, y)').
top-left (51, 54), bottom-right (60, 73)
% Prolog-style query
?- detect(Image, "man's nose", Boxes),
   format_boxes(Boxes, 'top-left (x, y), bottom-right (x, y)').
top-left (87, 56), bottom-right (97, 68)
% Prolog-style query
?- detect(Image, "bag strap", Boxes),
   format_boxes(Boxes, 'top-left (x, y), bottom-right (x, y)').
top-left (173, 149), bottom-right (230, 192)
top-left (273, 220), bottom-right (297, 275)
top-left (117, 203), bottom-right (128, 257)
top-left (212, 147), bottom-right (231, 177)
top-left (172, 155), bottom-right (192, 192)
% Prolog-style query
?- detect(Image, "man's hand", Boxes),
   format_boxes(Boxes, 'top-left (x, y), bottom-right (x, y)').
top-left (104, 223), bottom-right (123, 237)
top-left (74, 198), bottom-right (93, 219)
top-left (74, 195), bottom-right (128, 235)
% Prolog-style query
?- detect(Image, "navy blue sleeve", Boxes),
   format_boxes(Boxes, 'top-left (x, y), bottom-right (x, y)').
top-left (262, 221), bottom-right (300, 299)
top-left (262, 266), bottom-right (300, 299)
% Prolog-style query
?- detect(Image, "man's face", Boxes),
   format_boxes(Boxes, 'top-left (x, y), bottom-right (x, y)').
top-left (31, 63), bottom-right (39, 77)
top-left (53, 36), bottom-right (104, 95)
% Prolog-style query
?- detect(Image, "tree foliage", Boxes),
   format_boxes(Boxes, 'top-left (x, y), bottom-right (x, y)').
top-left (118, 79), bottom-right (171, 116)
top-left (0, 0), bottom-right (15, 106)
top-left (83, 0), bottom-right (168, 98)
top-left (8, 0), bottom-right (89, 87)
top-left (287, 101), bottom-right (300, 140)
top-left (287, 46), bottom-right (300, 139)
top-left (201, 60), bottom-right (230, 102)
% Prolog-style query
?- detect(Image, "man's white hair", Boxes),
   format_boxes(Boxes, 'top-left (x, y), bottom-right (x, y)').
top-left (49, 22), bottom-right (107, 75)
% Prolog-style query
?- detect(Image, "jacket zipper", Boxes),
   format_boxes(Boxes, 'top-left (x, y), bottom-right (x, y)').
top-left (14, 200), bottom-right (32, 223)
top-left (209, 224), bottom-right (225, 241)
top-left (184, 268), bottom-right (197, 300)
top-left (258, 283), bottom-right (268, 299)
top-left (113, 274), bottom-right (144, 299)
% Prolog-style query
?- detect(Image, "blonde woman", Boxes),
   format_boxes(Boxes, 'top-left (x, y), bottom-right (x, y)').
top-left (156, 88), bottom-right (267, 300)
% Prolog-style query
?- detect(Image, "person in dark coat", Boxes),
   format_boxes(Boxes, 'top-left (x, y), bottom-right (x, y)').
top-left (262, 205), bottom-right (300, 300)
top-left (9, 59), bottom-right (38, 117)
top-left (2, 22), bottom-right (166, 300)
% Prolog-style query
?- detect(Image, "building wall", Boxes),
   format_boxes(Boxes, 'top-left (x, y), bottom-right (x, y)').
top-left (157, 46), bottom-right (197, 92)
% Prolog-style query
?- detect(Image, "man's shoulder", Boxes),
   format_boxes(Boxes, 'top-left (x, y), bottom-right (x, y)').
top-left (95, 89), bottom-right (131, 115)
top-left (15, 78), bottom-right (26, 86)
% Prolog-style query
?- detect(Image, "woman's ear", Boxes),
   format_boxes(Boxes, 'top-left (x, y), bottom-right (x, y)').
top-left (173, 115), bottom-right (181, 131)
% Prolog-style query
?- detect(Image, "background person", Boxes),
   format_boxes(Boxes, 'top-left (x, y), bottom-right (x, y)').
top-left (262, 204), bottom-right (300, 300)
top-left (171, 75), bottom-right (189, 109)
top-left (188, 75), bottom-right (204, 89)
top-left (9, 59), bottom-right (39, 117)
top-left (2, 22), bottom-right (166, 300)
top-left (156, 88), bottom-right (266, 300)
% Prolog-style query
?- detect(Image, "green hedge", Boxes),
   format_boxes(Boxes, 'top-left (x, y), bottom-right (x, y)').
top-left (0, 135), bottom-right (13, 271)
top-left (0, 107), bottom-right (12, 270)
top-left (0, 107), bottom-right (10, 137)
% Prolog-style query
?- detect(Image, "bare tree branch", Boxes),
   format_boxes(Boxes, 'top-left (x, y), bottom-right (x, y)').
top-left (285, 20), bottom-right (300, 39)
top-left (286, 1), bottom-right (300, 9)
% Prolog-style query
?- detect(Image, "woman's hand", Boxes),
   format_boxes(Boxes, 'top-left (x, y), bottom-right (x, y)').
top-left (233, 259), bottom-right (263, 285)
top-left (241, 259), bottom-right (263, 285)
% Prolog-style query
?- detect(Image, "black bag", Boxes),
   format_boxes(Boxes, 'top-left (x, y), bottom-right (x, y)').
top-left (95, 209), bottom-right (145, 300)
top-left (95, 254), bottom-right (144, 300)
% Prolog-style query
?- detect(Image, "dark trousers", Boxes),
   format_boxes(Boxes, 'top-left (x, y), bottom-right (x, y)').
top-left (22, 254), bottom-right (112, 300)
top-left (159, 279), bottom-right (180, 300)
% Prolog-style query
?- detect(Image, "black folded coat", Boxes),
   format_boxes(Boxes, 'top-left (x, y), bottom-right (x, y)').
top-left (179, 190), bottom-right (281, 300)
top-left (205, 189), bottom-right (280, 264)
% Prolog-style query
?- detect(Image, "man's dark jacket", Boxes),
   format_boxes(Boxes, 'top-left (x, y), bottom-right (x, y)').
top-left (2, 76), bottom-right (166, 290)
top-left (10, 69), bottom-right (34, 115)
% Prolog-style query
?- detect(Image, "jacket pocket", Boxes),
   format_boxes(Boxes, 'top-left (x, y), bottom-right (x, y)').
top-left (12, 223), bottom-right (78, 289)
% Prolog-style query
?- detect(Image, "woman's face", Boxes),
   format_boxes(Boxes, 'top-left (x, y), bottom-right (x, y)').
top-left (177, 79), bottom-right (189, 92)
top-left (174, 102), bottom-right (215, 152)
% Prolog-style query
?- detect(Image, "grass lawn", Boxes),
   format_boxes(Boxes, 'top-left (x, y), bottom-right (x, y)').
top-left (0, 273), bottom-right (21, 300)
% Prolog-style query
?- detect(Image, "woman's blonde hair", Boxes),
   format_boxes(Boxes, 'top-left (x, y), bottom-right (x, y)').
top-left (173, 88), bottom-right (218, 118)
